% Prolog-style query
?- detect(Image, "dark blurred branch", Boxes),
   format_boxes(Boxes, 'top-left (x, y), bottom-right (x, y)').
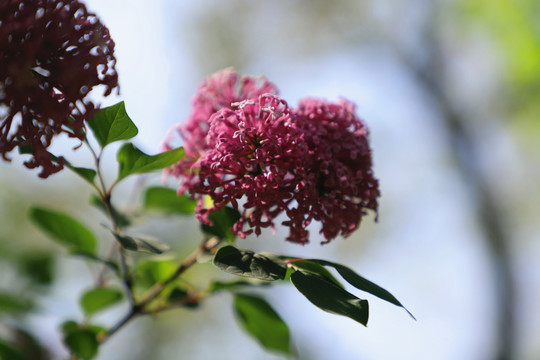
top-left (397, 25), bottom-right (516, 360)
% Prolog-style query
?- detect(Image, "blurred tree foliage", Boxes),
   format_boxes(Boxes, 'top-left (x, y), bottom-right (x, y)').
top-left (456, 0), bottom-right (540, 145)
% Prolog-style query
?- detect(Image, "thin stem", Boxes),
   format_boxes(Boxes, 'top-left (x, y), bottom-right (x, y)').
top-left (85, 141), bottom-right (108, 199)
top-left (138, 237), bottom-right (220, 307)
top-left (95, 242), bottom-right (117, 287)
top-left (117, 242), bottom-right (134, 304)
top-left (100, 237), bottom-right (220, 344)
top-left (86, 139), bottom-right (133, 302)
top-left (139, 290), bottom-right (204, 315)
top-left (99, 307), bottom-right (138, 344)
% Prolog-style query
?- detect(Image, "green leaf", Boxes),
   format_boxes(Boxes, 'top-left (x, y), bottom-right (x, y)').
top-left (201, 206), bottom-right (241, 242)
top-left (0, 293), bottom-right (34, 315)
top-left (234, 293), bottom-right (292, 355)
top-left (18, 144), bottom-right (96, 185)
top-left (287, 260), bottom-right (343, 288)
top-left (18, 252), bottom-right (55, 285)
top-left (87, 101), bottom-right (138, 147)
top-left (64, 162), bottom-right (97, 185)
top-left (80, 288), bottom-right (123, 316)
top-left (135, 258), bottom-right (177, 288)
top-left (309, 259), bottom-right (415, 319)
top-left (62, 320), bottom-right (80, 334)
top-left (28, 207), bottom-right (96, 254)
top-left (89, 194), bottom-right (131, 228)
top-left (213, 246), bottom-right (287, 281)
top-left (168, 287), bottom-right (189, 302)
top-left (143, 186), bottom-right (196, 215)
top-left (117, 143), bottom-right (184, 181)
top-left (64, 329), bottom-right (99, 360)
top-left (209, 279), bottom-right (270, 294)
top-left (290, 270), bottom-right (369, 326)
top-left (113, 232), bottom-right (170, 254)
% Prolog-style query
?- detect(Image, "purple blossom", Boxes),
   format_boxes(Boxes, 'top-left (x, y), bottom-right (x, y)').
top-left (184, 94), bottom-right (307, 239)
top-left (0, 0), bottom-right (118, 178)
top-left (164, 69), bottom-right (379, 244)
top-left (161, 68), bottom-right (278, 178)
top-left (291, 98), bottom-right (380, 243)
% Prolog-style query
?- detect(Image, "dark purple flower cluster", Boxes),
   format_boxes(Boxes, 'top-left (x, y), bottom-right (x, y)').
top-left (163, 69), bottom-right (379, 244)
top-left (0, 0), bottom-right (118, 178)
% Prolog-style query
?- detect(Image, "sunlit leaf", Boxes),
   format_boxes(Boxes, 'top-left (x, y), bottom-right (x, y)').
top-left (117, 143), bottom-right (184, 181)
top-left (80, 288), bottom-right (123, 316)
top-left (64, 329), bottom-right (99, 360)
top-left (87, 101), bottom-right (138, 147)
top-left (143, 186), bottom-right (196, 215)
top-left (234, 293), bottom-right (292, 355)
top-left (29, 207), bottom-right (96, 254)
top-left (135, 258), bottom-right (177, 288)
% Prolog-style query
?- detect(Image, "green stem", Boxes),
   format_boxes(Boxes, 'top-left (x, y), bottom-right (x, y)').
top-left (138, 237), bottom-right (219, 307)
top-left (86, 140), bottom-right (133, 301)
top-left (100, 237), bottom-right (220, 344)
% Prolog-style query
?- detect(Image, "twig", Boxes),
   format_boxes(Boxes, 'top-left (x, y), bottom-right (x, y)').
top-left (138, 237), bottom-right (220, 307)
top-left (100, 236), bottom-right (220, 344)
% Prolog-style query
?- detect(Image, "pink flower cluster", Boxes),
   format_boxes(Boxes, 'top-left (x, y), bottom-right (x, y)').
top-left (163, 69), bottom-right (379, 244)
top-left (0, 0), bottom-right (118, 178)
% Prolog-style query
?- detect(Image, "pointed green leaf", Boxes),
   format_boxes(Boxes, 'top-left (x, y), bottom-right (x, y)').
top-left (18, 145), bottom-right (96, 185)
top-left (201, 206), bottom-right (241, 242)
top-left (64, 162), bottom-right (97, 185)
top-left (113, 232), bottom-right (170, 254)
top-left (64, 329), bottom-right (99, 360)
top-left (135, 258), bottom-right (177, 288)
top-left (209, 279), bottom-right (271, 294)
top-left (213, 246), bottom-right (287, 281)
top-left (310, 259), bottom-right (415, 319)
top-left (87, 101), bottom-right (138, 147)
top-left (287, 260), bottom-right (343, 288)
top-left (29, 207), bottom-right (96, 254)
top-left (234, 293), bottom-right (292, 355)
top-left (117, 143), bottom-right (184, 181)
top-left (143, 186), bottom-right (196, 215)
top-left (290, 270), bottom-right (369, 326)
top-left (80, 288), bottom-right (123, 316)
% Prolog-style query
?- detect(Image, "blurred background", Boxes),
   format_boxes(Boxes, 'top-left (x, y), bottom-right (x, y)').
top-left (1, 0), bottom-right (539, 359)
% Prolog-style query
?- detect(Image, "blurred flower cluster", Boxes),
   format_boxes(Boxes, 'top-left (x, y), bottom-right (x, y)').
top-left (0, 0), bottom-right (118, 178)
top-left (163, 69), bottom-right (380, 244)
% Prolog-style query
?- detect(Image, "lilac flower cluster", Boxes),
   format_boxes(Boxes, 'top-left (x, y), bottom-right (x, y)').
top-left (164, 69), bottom-right (380, 244)
top-left (0, 0), bottom-right (118, 178)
